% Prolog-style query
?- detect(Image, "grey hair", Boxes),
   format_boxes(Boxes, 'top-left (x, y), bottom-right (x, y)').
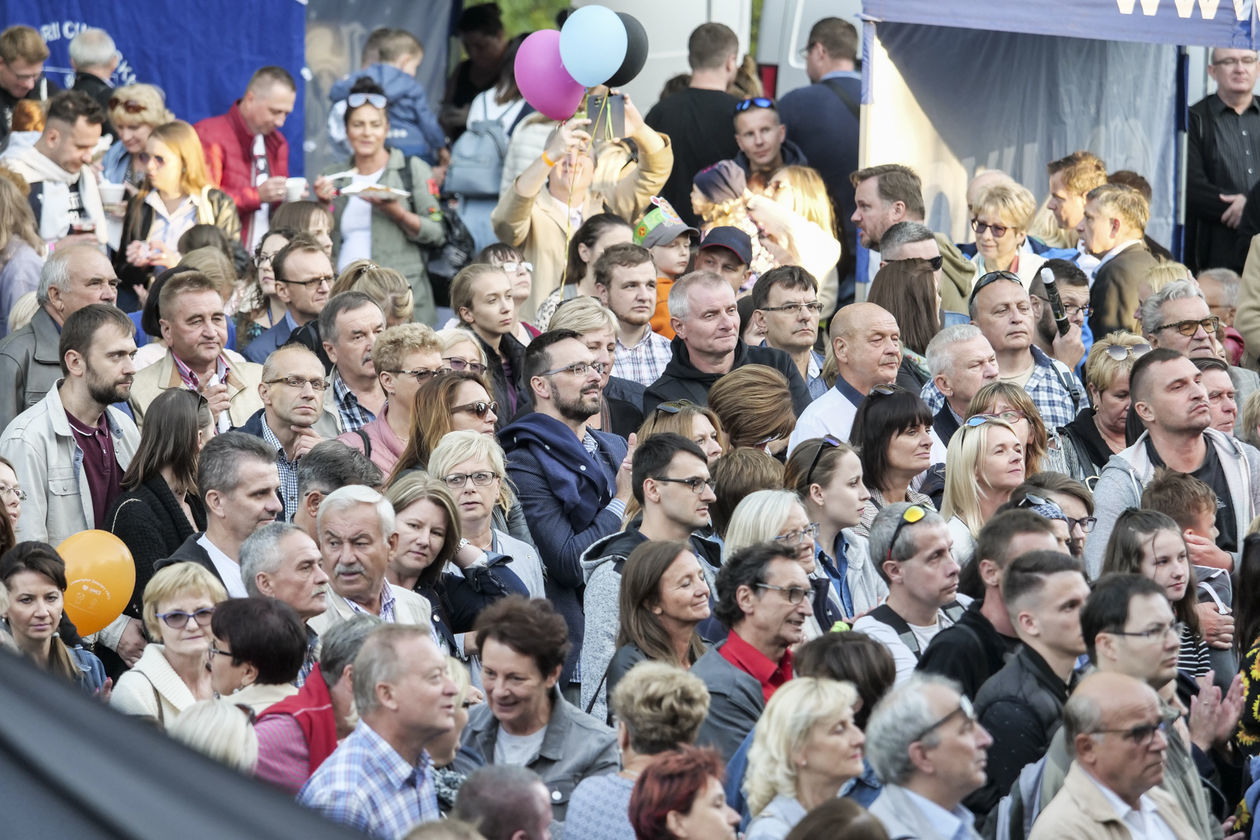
top-left (68, 28), bottom-right (118, 70)
top-left (1062, 688), bottom-right (1104, 756)
top-left (318, 290), bottom-right (382, 345)
top-left (320, 613), bottom-right (383, 689)
top-left (352, 623), bottom-right (431, 715)
top-left (925, 323), bottom-right (985, 377)
top-left (865, 672), bottom-right (962, 785)
top-left (1139, 279), bottom-right (1203, 336)
top-left (37, 243), bottom-right (103, 306)
top-left (667, 270), bottom-right (728, 322)
top-left (879, 221), bottom-right (936, 260)
top-left (1198, 268), bottom-right (1241, 307)
top-left (868, 501), bottom-right (945, 579)
top-left (197, 431), bottom-right (276, 497)
top-left (317, 484), bottom-right (396, 538)
top-left (240, 522), bottom-right (307, 597)
top-left (297, 440), bottom-right (383, 497)
top-left (453, 765), bottom-right (551, 839)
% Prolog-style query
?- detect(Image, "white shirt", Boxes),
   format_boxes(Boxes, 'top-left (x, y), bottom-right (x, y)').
top-left (852, 596), bottom-right (971, 684)
top-left (900, 787), bottom-right (974, 840)
top-left (495, 724), bottom-right (546, 765)
top-left (1088, 238), bottom-right (1142, 283)
top-left (787, 384), bottom-right (861, 454)
top-left (337, 167), bottom-right (385, 271)
top-left (250, 134), bottom-right (269, 252)
top-left (1085, 769), bottom-right (1178, 840)
top-left (198, 533), bottom-right (248, 598)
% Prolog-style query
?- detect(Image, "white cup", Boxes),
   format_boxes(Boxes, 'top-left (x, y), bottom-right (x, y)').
top-left (285, 177), bottom-right (308, 202)
top-left (99, 182), bottom-right (125, 204)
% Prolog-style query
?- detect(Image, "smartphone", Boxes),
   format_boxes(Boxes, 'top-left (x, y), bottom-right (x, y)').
top-left (585, 93), bottom-right (626, 142)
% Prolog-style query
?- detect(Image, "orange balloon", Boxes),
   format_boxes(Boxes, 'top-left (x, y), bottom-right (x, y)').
top-left (57, 530), bottom-right (136, 636)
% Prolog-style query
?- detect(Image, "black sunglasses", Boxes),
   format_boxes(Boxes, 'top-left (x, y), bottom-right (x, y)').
top-left (735, 96), bottom-right (775, 112)
top-left (969, 270), bottom-right (1023, 304)
top-left (452, 400), bottom-right (497, 418)
top-left (804, 435), bottom-right (843, 487)
top-left (655, 399), bottom-right (698, 415)
top-left (891, 255), bottom-right (943, 272)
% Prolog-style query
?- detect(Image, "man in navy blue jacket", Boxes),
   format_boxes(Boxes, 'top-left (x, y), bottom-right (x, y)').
top-left (498, 329), bottom-right (632, 696)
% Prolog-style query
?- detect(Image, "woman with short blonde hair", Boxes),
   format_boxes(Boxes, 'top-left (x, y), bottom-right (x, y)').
top-left (102, 83), bottom-right (174, 187)
top-left (0, 172), bottom-right (44, 337)
top-left (333, 259), bottom-right (415, 326)
top-left (968, 181), bottom-right (1045, 289)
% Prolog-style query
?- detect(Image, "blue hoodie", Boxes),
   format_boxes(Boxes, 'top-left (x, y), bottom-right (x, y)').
top-left (328, 64), bottom-right (446, 164)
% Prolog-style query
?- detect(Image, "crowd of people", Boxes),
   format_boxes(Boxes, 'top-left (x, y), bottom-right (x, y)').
top-left (5, 4), bottom-right (1260, 840)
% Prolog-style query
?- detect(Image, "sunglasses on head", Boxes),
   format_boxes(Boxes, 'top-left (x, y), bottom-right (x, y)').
top-left (735, 97), bottom-right (776, 113)
top-left (969, 270), bottom-right (1023, 304)
top-left (108, 97), bottom-right (147, 114)
top-left (886, 504), bottom-right (929, 565)
top-left (804, 435), bottom-right (843, 487)
top-left (1103, 342), bottom-right (1152, 361)
top-left (347, 91), bottom-right (388, 109)
top-left (655, 399), bottom-right (697, 415)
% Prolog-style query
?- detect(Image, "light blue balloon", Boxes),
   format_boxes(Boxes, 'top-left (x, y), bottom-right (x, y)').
top-left (559, 5), bottom-right (628, 87)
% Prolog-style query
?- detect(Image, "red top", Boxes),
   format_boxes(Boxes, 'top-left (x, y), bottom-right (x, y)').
top-left (719, 629), bottom-right (793, 702)
top-left (254, 662), bottom-right (339, 793)
top-left (194, 102), bottom-right (289, 244)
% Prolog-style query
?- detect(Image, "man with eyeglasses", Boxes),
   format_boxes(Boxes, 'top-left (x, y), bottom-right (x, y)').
top-left (1078, 183), bottom-right (1159, 336)
top-left (579, 433), bottom-right (722, 722)
top-left (244, 234), bottom-right (334, 365)
top-left (750, 265), bottom-right (826, 398)
top-left (0, 26), bottom-right (53, 146)
top-left (1142, 279), bottom-right (1259, 437)
top-left (1186, 49), bottom-right (1260, 275)
top-left (964, 551), bottom-right (1090, 820)
top-left (335, 323), bottom-right (441, 475)
top-left (866, 673), bottom-right (992, 840)
top-left (1028, 258), bottom-right (1092, 372)
top-left (500, 330), bottom-right (632, 693)
top-left (691, 541), bottom-right (812, 761)
top-left (236, 345), bottom-right (338, 520)
top-left (852, 503), bottom-right (968, 685)
top-left (0, 244), bottom-right (121, 430)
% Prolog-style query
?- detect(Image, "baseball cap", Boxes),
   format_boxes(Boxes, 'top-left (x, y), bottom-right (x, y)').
top-left (699, 226), bottom-right (752, 266)
top-left (635, 197), bottom-right (699, 249)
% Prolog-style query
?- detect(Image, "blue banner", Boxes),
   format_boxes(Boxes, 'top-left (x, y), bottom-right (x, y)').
top-left (1, 0), bottom-right (307, 172)
top-left (863, 0), bottom-right (1258, 50)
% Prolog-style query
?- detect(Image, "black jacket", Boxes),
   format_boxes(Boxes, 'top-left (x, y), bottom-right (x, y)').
top-left (472, 329), bottom-right (526, 427)
top-left (933, 404), bottom-right (961, 449)
top-left (642, 338), bottom-right (812, 416)
top-left (1187, 94), bottom-right (1257, 273)
top-left (107, 477), bottom-right (207, 618)
top-left (417, 562), bottom-right (529, 652)
top-left (967, 646), bottom-right (1074, 818)
top-left (154, 533), bottom-right (224, 590)
top-left (1058, 406), bottom-right (1113, 484)
top-left (916, 599), bottom-right (1019, 700)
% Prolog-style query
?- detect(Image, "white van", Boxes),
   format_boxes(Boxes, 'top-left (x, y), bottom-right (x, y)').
top-left (755, 0), bottom-right (863, 97)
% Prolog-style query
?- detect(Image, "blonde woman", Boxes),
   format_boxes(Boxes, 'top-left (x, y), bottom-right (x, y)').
top-left (1058, 331), bottom-right (1151, 483)
top-left (0, 172), bottom-right (44, 337)
top-left (744, 677), bottom-right (864, 840)
top-left (940, 416), bottom-right (1025, 566)
top-left (748, 165), bottom-right (842, 313)
top-left (167, 698), bottom-right (259, 773)
top-left (967, 181), bottom-right (1044, 289)
top-left (636, 400), bottom-right (726, 465)
top-left (333, 259), bottom-right (415, 327)
top-left (101, 83), bottom-right (174, 190)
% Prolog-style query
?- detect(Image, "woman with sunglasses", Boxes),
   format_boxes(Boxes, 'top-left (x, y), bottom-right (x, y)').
top-left (437, 326), bottom-right (491, 378)
top-left (206, 596), bottom-right (306, 714)
top-left (940, 416), bottom-right (1025, 566)
top-left (116, 120), bottom-right (241, 310)
top-left (111, 563), bottom-right (227, 727)
top-left (785, 438), bottom-right (886, 622)
top-left (312, 77), bottom-right (445, 326)
top-left (389, 370), bottom-right (498, 480)
top-left (101, 84), bottom-right (173, 194)
top-left (533, 214), bottom-right (633, 332)
top-left (966, 181), bottom-right (1046, 289)
top-left (1059, 332), bottom-right (1151, 484)
top-left (967, 381), bottom-right (1064, 477)
top-left (850, 387), bottom-right (938, 537)
top-left (1, 542), bottom-right (107, 694)
top-left (479, 242), bottom-right (542, 342)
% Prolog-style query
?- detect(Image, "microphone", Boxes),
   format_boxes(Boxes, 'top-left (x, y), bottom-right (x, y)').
top-left (1040, 267), bottom-right (1071, 337)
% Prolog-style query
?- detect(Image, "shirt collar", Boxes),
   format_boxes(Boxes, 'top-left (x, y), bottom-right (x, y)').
top-left (1083, 768), bottom-right (1160, 822)
top-left (173, 352), bottom-right (229, 391)
top-left (346, 580), bottom-right (396, 620)
top-left (332, 369), bottom-right (357, 407)
top-left (832, 373), bottom-right (865, 408)
top-left (724, 629), bottom-right (792, 687)
top-left (357, 720), bottom-right (434, 790)
top-left (819, 69), bottom-right (861, 81)
top-left (900, 787), bottom-right (973, 839)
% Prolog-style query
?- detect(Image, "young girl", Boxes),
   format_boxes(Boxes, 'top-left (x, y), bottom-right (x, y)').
top-left (1101, 508), bottom-right (1211, 679)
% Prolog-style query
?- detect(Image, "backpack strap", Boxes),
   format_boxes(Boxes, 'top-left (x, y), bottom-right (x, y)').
top-left (354, 427), bottom-right (372, 459)
top-left (868, 603), bottom-right (923, 660)
top-left (1048, 357), bottom-right (1083, 412)
top-left (819, 77), bottom-right (860, 121)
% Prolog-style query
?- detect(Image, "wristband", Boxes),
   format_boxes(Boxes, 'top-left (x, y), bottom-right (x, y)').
top-left (541, 150), bottom-right (557, 168)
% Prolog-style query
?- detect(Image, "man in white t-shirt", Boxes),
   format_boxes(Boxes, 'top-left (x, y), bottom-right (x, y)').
top-left (853, 502), bottom-right (969, 684)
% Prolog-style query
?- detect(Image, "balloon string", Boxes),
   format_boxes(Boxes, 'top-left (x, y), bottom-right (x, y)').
top-left (561, 89), bottom-right (611, 288)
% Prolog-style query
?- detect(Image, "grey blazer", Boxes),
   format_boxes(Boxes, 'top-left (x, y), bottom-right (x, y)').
top-left (868, 784), bottom-right (983, 840)
top-left (455, 686), bottom-right (619, 823)
top-left (690, 643), bottom-right (765, 763)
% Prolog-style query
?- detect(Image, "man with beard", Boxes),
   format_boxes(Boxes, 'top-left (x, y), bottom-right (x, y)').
top-left (1085, 348), bottom-right (1260, 578)
top-left (1028, 259), bottom-right (1090, 372)
top-left (1, 303), bottom-right (138, 543)
top-left (500, 329), bottom-right (632, 695)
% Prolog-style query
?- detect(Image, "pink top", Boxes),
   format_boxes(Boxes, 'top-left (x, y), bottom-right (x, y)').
top-left (336, 402), bottom-right (405, 476)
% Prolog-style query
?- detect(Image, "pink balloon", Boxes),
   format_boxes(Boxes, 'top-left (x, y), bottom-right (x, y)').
top-left (514, 30), bottom-right (585, 122)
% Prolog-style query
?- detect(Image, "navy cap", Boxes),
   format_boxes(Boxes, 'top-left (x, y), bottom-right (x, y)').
top-left (699, 226), bottom-right (752, 266)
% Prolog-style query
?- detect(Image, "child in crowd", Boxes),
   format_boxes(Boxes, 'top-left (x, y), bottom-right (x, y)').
top-left (634, 197), bottom-right (696, 339)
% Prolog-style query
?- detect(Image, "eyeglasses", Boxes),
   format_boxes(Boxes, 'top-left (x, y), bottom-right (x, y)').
top-left (443, 357), bottom-right (488, 376)
top-left (1090, 712), bottom-right (1177, 748)
top-left (891, 255), bottom-right (944, 272)
top-left (1213, 55), bottom-right (1259, 67)
top-left (442, 471), bottom-right (499, 489)
top-left (1064, 303), bottom-right (1093, 318)
top-left (501, 261), bottom-right (533, 274)
top-left (652, 476), bottom-right (717, 494)
top-left (108, 97), bottom-right (147, 114)
top-left (388, 368), bottom-right (443, 384)
top-left (983, 409), bottom-right (1025, 425)
top-left (1151, 316), bottom-right (1219, 337)
top-left (969, 270), bottom-right (1023, 304)
top-left (0, 483), bottom-right (26, 501)
top-left (347, 91), bottom-right (388, 109)
top-left (1066, 514), bottom-right (1097, 534)
top-left (1108, 620), bottom-right (1186, 642)
top-left (971, 219), bottom-right (1010, 238)
top-left (754, 582), bottom-right (810, 603)
top-left (886, 505), bottom-right (929, 565)
top-left (804, 435), bottom-right (843, 487)
top-left (1103, 342), bottom-right (1151, 360)
top-left (264, 376), bottom-right (329, 392)
top-left (208, 644), bottom-right (235, 659)
top-left (760, 301), bottom-right (823, 316)
top-left (254, 251), bottom-right (278, 268)
top-left (655, 399), bottom-right (697, 415)
top-left (539, 361), bottom-right (605, 377)
top-left (910, 695), bottom-right (977, 743)
top-left (736, 97), bottom-right (776, 112)
top-left (281, 274), bottom-right (334, 289)
top-left (452, 400), bottom-right (498, 418)
top-left (156, 607), bottom-right (216, 629)
top-left (797, 42), bottom-right (816, 58)
top-left (775, 522), bottom-right (821, 545)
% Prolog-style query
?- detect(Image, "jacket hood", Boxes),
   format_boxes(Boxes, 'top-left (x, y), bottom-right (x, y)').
top-left (580, 528), bottom-right (646, 582)
top-left (660, 337), bottom-right (750, 384)
top-left (329, 64), bottom-right (424, 103)
top-left (733, 138), bottom-right (808, 174)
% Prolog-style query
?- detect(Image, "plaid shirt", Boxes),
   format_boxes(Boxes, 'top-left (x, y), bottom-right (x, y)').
top-left (331, 369), bottom-right (376, 433)
top-left (920, 346), bottom-right (1080, 431)
top-left (297, 721), bottom-right (440, 839)
top-left (346, 582), bottom-right (397, 623)
top-left (261, 420), bottom-right (299, 521)
top-left (172, 352), bottom-right (229, 390)
top-left (611, 327), bottom-right (672, 387)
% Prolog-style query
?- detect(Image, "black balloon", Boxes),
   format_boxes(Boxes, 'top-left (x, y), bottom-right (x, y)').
top-left (606, 12), bottom-right (648, 87)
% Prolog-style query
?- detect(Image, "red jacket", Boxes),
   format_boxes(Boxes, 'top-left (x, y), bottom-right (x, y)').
top-left (194, 101), bottom-right (288, 245)
top-left (256, 663), bottom-right (339, 779)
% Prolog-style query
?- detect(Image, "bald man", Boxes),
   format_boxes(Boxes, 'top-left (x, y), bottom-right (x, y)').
top-left (787, 302), bottom-right (901, 452)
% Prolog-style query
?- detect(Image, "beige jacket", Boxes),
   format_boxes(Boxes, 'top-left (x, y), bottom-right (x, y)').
top-left (1235, 232), bottom-right (1260, 367)
top-left (308, 583), bottom-right (433, 636)
top-left (1029, 761), bottom-right (1200, 840)
top-left (128, 348), bottom-right (263, 430)
top-left (491, 136), bottom-right (673, 321)
top-left (109, 644), bottom-right (200, 729)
